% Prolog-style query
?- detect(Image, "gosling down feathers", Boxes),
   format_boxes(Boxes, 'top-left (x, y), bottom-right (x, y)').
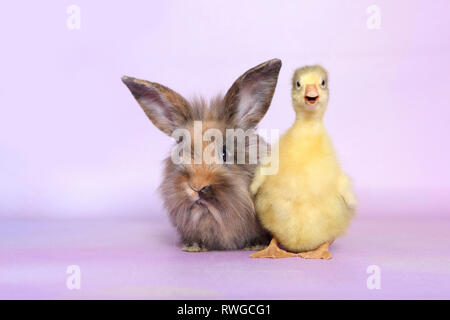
top-left (250, 65), bottom-right (356, 259)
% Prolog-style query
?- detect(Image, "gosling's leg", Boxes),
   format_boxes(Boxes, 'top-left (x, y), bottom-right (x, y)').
top-left (298, 241), bottom-right (332, 260)
top-left (250, 238), bottom-right (297, 259)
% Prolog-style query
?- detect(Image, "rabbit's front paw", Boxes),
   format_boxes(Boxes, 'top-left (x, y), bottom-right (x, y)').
top-left (182, 242), bottom-right (208, 252)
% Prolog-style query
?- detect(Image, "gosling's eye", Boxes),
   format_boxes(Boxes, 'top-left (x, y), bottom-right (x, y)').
top-left (296, 81), bottom-right (301, 88)
top-left (321, 79), bottom-right (326, 88)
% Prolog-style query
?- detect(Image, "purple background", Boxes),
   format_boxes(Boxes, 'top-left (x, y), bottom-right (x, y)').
top-left (1, 1), bottom-right (450, 299)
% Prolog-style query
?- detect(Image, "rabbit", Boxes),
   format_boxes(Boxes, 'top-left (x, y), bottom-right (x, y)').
top-left (121, 59), bottom-right (282, 251)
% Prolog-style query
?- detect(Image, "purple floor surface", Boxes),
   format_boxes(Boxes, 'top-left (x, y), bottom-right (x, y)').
top-left (1, 216), bottom-right (449, 299)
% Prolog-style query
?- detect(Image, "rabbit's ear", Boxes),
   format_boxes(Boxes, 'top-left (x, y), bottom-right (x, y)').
top-left (122, 76), bottom-right (190, 135)
top-left (223, 59), bottom-right (282, 130)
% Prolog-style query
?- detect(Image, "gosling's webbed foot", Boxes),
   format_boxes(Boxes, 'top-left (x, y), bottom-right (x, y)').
top-left (298, 241), bottom-right (332, 260)
top-left (250, 238), bottom-right (297, 259)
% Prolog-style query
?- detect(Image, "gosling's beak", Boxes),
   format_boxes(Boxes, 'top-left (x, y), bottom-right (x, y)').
top-left (304, 84), bottom-right (319, 106)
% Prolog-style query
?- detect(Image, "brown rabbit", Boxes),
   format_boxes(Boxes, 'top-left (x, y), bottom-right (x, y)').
top-left (122, 59), bottom-right (281, 251)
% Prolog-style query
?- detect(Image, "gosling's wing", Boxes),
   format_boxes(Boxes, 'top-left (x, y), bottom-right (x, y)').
top-left (338, 173), bottom-right (357, 211)
top-left (250, 165), bottom-right (266, 195)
